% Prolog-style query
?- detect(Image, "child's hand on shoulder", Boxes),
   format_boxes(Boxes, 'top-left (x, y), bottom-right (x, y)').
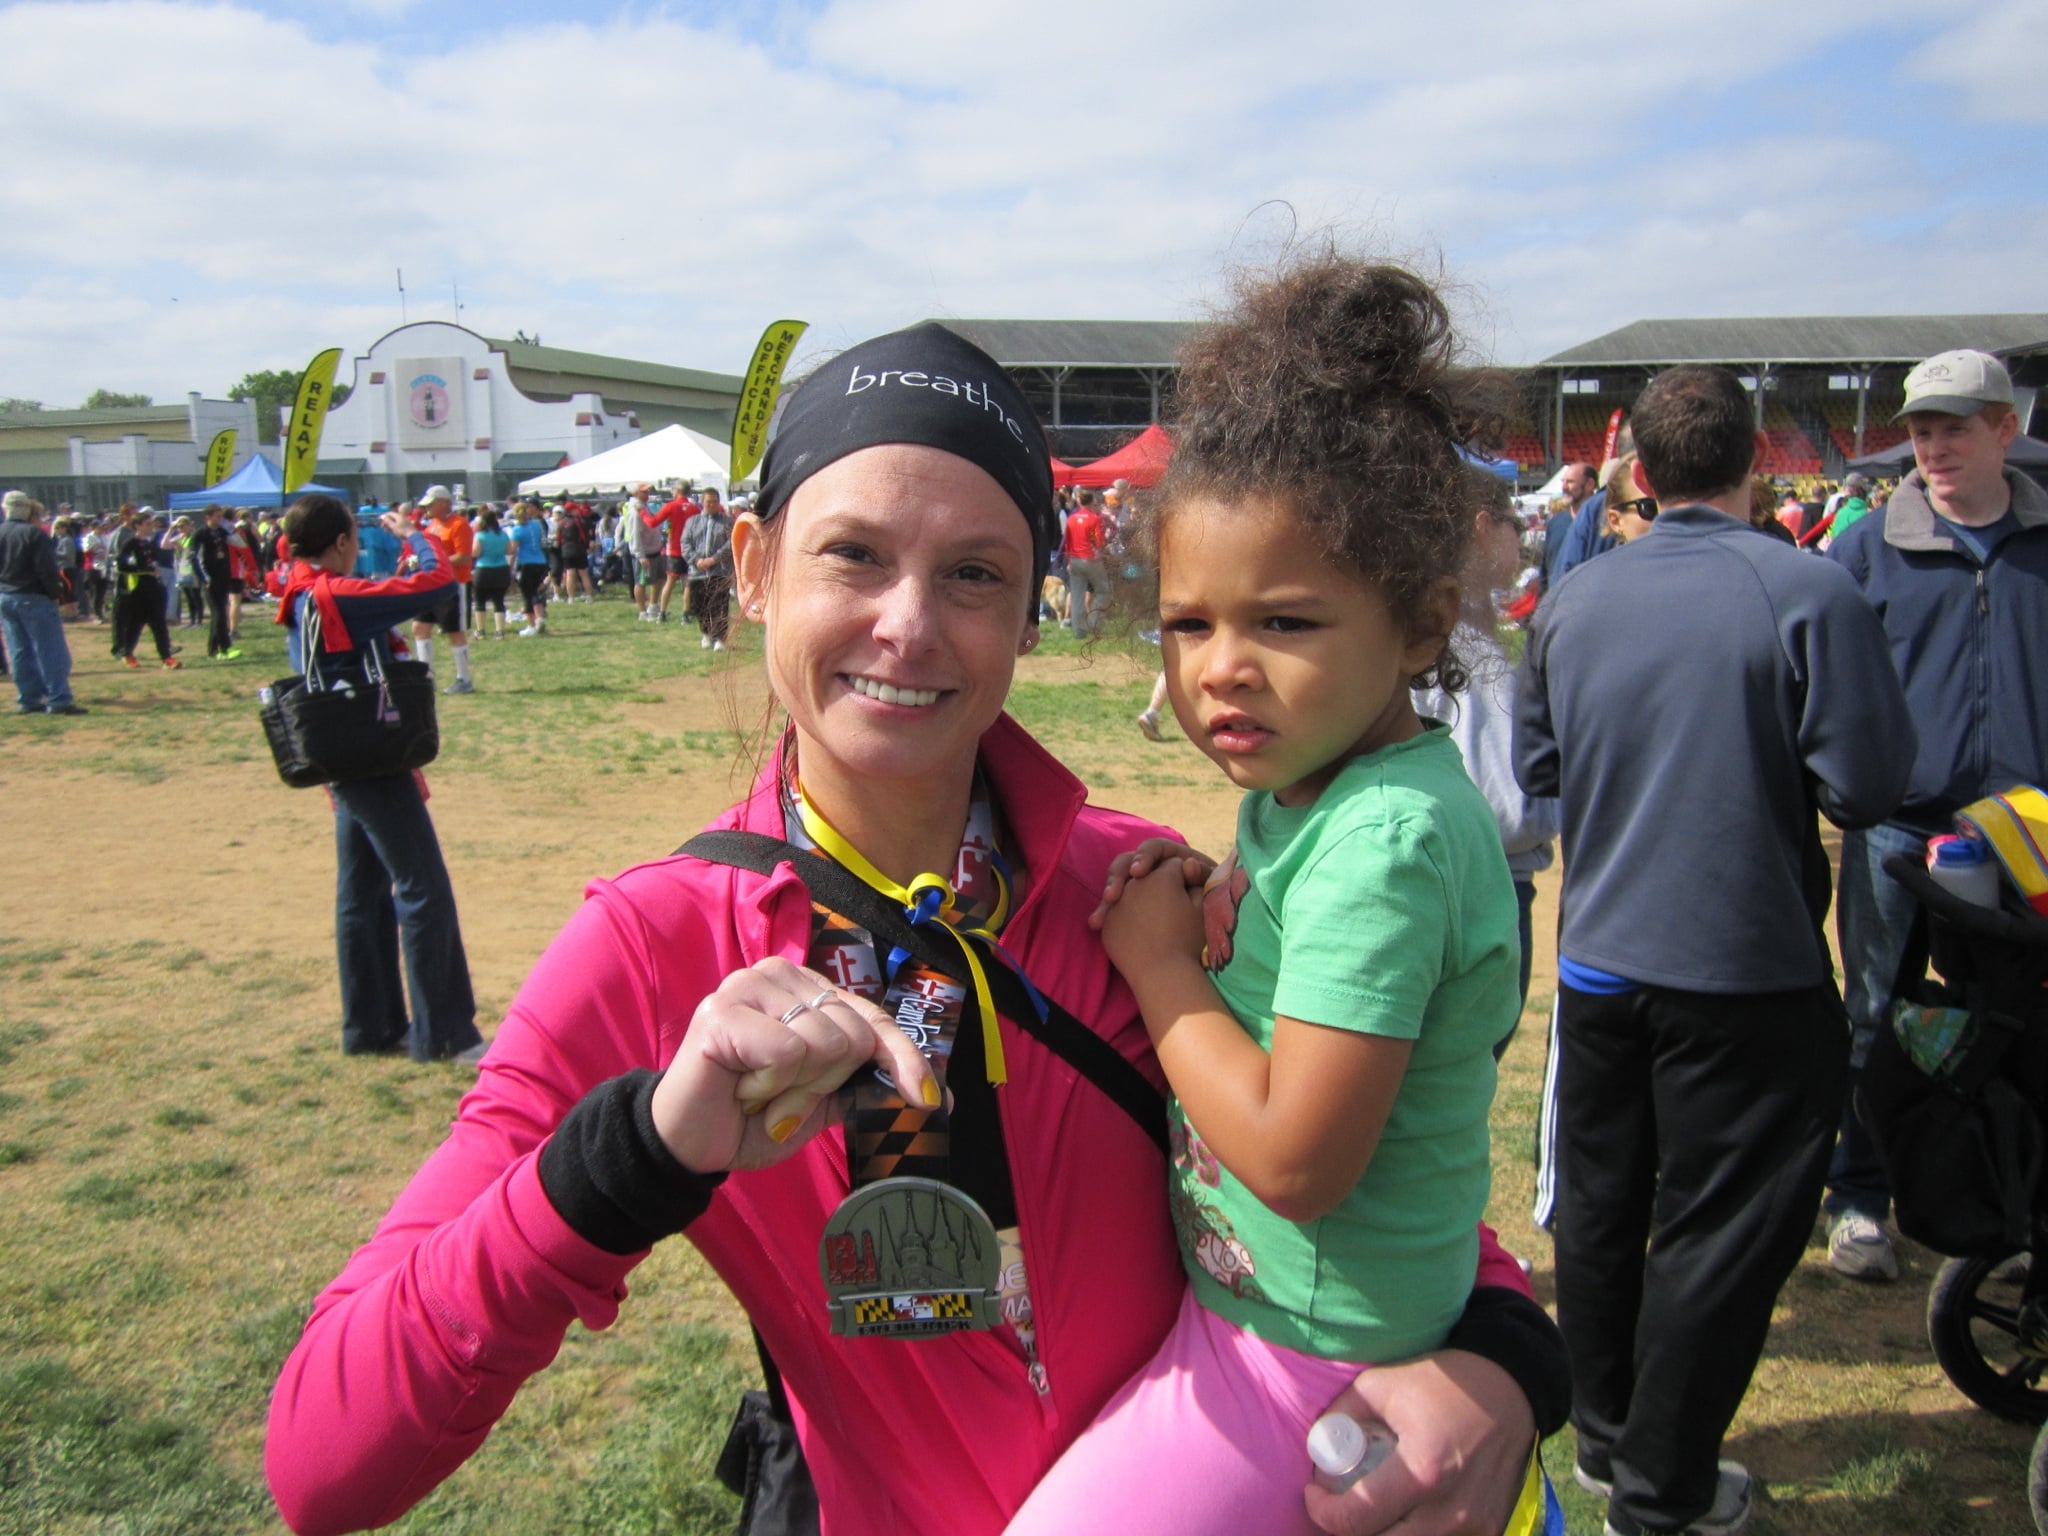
top-left (1100, 861), bottom-right (1207, 976)
top-left (1089, 838), bottom-right (1215, 930)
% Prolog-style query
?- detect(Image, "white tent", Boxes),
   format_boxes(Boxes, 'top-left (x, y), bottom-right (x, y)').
top-left (517, 423), bottom-right (731, 496)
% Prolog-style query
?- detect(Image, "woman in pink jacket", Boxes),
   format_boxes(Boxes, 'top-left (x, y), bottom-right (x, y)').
top-left (266, 324), bottom-right (1565, 1536)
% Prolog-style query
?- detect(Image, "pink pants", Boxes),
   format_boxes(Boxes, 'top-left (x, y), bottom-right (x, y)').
top-left (1005, 1288), bottom-right (1367, 1536)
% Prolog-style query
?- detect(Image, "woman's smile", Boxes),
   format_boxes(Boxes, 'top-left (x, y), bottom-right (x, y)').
top-left (843, 673), bottom-right (945, 709)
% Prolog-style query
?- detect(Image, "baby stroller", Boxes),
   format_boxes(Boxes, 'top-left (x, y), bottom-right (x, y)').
top-left (1858, 824), bottom-right (2048, 1528)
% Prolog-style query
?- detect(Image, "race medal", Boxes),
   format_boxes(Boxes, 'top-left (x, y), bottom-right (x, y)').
top-left (792, 774), bottom-right (1012, 1340)
top-left (816, 980), bottom-right (1004, 1338)
top-left (820, 1175), bottom-right (1002, 1338)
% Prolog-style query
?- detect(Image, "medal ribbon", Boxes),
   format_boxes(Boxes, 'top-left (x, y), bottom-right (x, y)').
top-left (793, 782), bottom-right (1013, 1086)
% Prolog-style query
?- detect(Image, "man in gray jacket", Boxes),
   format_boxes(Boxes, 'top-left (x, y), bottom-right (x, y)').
top-left (1517, 366), bottom-right (1914, 1536)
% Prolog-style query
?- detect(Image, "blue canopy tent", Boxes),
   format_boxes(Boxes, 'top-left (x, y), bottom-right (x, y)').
top-left (167, 454), bottom-right (346, 510)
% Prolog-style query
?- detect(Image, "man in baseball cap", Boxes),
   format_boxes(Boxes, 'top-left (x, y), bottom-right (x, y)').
top-left (1820, 346), bottom-right (2048, 1283)
top-left (410, 486), bottom-right (476, 694)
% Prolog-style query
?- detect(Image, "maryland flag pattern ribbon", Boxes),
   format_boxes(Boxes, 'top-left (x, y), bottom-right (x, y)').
top-left (1956, 785), bottom-right (2048, 917)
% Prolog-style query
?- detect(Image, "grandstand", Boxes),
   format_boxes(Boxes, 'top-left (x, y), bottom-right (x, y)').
top-left (1512, 314), bottom-right (2048, 484)
top-left (932, 312), bottom-right (2047, 487)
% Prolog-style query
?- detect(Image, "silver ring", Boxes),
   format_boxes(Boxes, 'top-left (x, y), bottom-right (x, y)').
top-left (777, 1000), bottom-right (813, 1025)
top-left (804, 988), bottom-right (838, 1011)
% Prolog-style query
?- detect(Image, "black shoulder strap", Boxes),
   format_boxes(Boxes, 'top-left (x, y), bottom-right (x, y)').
top-left (679, 828), bottom-right (1168, 1155)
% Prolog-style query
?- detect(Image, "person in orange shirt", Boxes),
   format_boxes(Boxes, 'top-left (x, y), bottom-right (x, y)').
top-left (410, 486), bottom-right (477, 695)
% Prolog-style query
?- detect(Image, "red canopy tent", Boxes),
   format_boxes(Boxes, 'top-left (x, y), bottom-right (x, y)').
top-left (1053, 424), bottom-right (1173, 489)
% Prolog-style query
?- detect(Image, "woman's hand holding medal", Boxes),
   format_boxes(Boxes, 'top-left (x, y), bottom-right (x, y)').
top-left (650, 957), bottom-right (941, 1175)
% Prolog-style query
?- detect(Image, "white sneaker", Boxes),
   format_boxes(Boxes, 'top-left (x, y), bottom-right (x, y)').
top-left (451, 1041), bottom-right (489, 1067)
top-left (1827, 1211), bottom-right (1900, 1282)
top-left (1601, 1462), bottom-right (1752, 1536)
top-left (700, 632), bottom-right (712, 649)
top-left (1135, 708), bottom-right (1163, 742)
top-left (518, 626), bottom-right (538, 638)
top-left (712, 639), bottom-right (725, 651)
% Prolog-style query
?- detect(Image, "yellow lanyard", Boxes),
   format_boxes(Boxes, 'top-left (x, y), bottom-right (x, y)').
top-left (793, 783), bottom-right (1012, 1086)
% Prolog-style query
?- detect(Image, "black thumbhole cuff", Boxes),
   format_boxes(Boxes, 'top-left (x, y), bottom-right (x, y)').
top-left (537, 1068), bottom-right (728, 1255)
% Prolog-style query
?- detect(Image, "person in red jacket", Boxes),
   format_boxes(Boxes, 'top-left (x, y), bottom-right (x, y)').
top-left (1062, 487), bottom-right (1110, 636)
top-left (641, 485), bottom-right (699, 622)
top-left (277, 495), bottom-right (484, 1065)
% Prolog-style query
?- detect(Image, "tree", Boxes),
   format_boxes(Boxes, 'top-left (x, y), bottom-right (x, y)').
top-left (0, 398), bottom-right (43, 414)
top-left (82, 389), bottom-right (153, 408)
top-left (229, 369), bottom-right (351, 444)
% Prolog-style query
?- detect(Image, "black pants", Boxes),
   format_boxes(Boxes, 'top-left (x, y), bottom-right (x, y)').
top-left (1554, 979), bottom-right (1847, 1534)
top-left (686, 576), bottom-right (730, 641)
top-left (207, 580), bottom-right (232, 655)
top-left (114, 580), bottom-right (173, 660)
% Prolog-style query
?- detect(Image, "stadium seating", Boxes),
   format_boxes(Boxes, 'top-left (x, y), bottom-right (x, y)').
top-left (1820, 395), bottom-right (1907, 459)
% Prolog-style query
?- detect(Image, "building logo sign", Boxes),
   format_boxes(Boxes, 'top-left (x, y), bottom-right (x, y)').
top-left (395, 356), bottom-right (467, 449)
top-left (409, 374), bottom-right (451, 431)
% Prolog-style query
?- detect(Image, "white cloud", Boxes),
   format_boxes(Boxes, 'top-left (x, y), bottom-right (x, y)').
top-left (0, 0), bottom-right (2040, 407)
top-left (1908, 0), bottom-right (2048, 124)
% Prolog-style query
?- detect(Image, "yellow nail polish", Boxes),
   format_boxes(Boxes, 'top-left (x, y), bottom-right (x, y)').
top-left (921, 1077), bottom-right (943, 1108)
top-left (743, 1100), bottom-right (768, 1117)
top-left (769, 1115), bottom-right (801, 1143)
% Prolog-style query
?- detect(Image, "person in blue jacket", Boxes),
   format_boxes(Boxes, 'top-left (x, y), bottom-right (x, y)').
top-left (354, 503), bottom-right (402, 578)
top-left (1819, 349), bottom-right (2048, 1282)
top-left (279, 494), bottom-right (484, 1066)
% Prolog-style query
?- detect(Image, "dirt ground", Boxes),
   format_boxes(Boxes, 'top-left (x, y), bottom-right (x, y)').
top-left (0, 648), bottom-right (1251, 1054)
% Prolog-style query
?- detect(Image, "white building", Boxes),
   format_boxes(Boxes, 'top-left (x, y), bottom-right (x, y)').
top-left (315, 321), bottom-right (744, 503)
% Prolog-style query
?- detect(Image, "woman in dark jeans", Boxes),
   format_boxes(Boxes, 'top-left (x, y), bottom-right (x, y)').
top-left (276, 494), bottom-right (484, 1065)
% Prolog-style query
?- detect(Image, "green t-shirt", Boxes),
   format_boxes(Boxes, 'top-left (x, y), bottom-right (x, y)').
top-left (1173, 727), bottom-right (1519, 1362)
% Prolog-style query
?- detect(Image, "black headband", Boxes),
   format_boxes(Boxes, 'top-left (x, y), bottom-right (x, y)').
top-left (756, 323), bottom-right (1055, 607)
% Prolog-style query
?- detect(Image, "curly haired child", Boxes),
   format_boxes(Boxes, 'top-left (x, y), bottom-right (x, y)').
top-left (1008, 251), bottom-right (1524, 1535)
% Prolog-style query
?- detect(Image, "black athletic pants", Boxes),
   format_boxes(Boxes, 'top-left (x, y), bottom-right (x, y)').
top-left (1553, 979), bottom-right (1847, 1535)
top-left (114, 579), bottom-right (173, 661)
top-left (207, 579), bottom-right (232, 655)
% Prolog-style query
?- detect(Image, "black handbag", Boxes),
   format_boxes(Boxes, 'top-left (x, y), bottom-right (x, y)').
top-left (260, 582), bottom-right (439, 788)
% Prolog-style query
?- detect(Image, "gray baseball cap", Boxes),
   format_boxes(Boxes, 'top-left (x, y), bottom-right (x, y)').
top-left (1896, 349), bottom-right (2014, 420)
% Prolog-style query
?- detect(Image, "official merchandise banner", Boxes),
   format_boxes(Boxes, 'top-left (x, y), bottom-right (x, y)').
top-left (731, 319), bottom-right (808, 483)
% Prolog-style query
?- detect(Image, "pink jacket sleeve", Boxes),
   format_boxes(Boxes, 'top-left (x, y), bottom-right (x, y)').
top-left (1475, 1221), bottom-right (1532, 1299)
top-left (265, 885), bottom-right (690, 1536)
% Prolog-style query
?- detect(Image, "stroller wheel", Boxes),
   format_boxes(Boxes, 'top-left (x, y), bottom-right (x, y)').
top-left (1929, 1249), bottom-right (2048, 1424)
top-left (2033, 1420), bottom-right (2048, 1534)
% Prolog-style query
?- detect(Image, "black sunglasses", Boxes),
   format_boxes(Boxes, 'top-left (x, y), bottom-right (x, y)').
top-left (1611, 497), bottom-right (1658, 520)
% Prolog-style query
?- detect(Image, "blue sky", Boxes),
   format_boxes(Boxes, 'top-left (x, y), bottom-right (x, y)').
top-left (2, 0), bottom-right (2043, 408)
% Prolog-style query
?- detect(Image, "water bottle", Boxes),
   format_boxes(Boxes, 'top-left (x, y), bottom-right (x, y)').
top-left (1928, 834), bottom-right (2001, 909)
top-left (1306, 1411), bottom-right (1397, 1493)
